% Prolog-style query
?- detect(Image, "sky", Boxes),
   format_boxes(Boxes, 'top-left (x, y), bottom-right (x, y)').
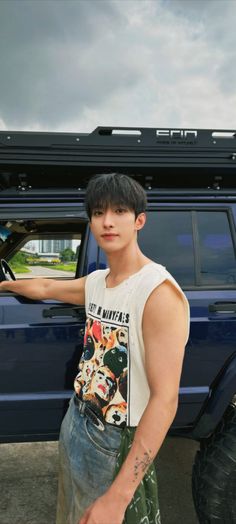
top-left (0, 0), bottom-right (236, 133)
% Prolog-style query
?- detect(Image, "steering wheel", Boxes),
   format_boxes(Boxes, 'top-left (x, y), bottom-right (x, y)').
top-left (0, 259), bottom-right (16, 281)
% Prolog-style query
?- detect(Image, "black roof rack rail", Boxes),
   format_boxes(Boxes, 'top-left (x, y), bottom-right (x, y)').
top-left (0, 127), bottom-right (236, 190)
top-left (0, 126), bottom-right (236, 149)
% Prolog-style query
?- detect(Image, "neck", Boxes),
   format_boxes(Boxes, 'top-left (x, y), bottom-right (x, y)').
top-left (106, 243), bottom-right (151, 280)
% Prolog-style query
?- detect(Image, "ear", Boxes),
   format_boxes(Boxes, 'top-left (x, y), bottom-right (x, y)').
top-left (135, 212), bottom-right (146, 231)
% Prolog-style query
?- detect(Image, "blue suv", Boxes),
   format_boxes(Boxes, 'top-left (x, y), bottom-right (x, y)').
top-left (0, 126), bottom-right (236, 523)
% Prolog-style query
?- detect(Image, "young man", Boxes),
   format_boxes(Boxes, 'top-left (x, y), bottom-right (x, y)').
top-left (0, 173), bottom-right (190, 524)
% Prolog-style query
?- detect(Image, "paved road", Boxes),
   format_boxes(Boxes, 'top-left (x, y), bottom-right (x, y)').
top-left (0, 437), bottom-right (199, 524)
top-left (16, 265), bottom-right (75, 279)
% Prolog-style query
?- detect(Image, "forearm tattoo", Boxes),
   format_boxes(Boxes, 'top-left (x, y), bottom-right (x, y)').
top-left (133, 449), bottom-right (153, 482)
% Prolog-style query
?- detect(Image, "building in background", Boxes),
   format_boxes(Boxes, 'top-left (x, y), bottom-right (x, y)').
top-left (22, 238), bottom-right (81, 260)
top-left (39, 239), bottom-right (71, 254)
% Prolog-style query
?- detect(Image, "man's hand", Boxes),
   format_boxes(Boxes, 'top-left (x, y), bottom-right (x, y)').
top-left (78, 492), bottom-right (127, 524)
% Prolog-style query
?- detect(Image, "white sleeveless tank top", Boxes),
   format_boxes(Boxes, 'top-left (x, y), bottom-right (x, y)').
top-left (74, 262), bottom-right (190, 427)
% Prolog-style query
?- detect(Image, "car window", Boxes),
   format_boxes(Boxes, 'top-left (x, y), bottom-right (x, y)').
top-left (0, 218), bottom-right (86, 280)
top-left (139, 209), bottom-right (236, 288)
top-left (8, 234), bottom-right (81, 279)
top-left (139, 211), bottom-right (194, 286)
top-left (197, 211), bottom-right (236, 285)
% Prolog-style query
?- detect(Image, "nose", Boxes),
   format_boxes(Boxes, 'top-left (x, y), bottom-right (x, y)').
top-left (102, 209), bottom-right (114, 228)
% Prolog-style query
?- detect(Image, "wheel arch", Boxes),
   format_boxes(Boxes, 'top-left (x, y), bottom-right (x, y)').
top-left (191, 352), bottom-right (236, 440)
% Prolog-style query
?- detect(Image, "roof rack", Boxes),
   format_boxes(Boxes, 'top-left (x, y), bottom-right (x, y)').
top-left (0, 127), bottom-right (236, 190)
top-left (0, 126), bottom-right (236, 148)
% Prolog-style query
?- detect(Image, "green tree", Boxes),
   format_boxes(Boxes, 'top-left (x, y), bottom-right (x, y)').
top-left (60, 248), bottom-right (75, 262)
top-left (10, 251), bottom-right (28, 265)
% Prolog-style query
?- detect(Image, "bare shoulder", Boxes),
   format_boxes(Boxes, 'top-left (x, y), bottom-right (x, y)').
top-left (144, 279), bottom-right (186, 316)
top-left (142, 279), bottom-right (189, 398)
top-left (142, 279), bottom-right (188, 342)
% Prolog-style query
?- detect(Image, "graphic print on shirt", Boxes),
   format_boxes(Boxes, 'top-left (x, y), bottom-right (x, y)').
top-left (74, 303), bottom-right (129, 427)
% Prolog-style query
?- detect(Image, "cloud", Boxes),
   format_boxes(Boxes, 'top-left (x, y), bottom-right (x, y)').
top-left (0, 0), bottom-right (127, 127)
top-left (0, 0), bottom-right (236, 132)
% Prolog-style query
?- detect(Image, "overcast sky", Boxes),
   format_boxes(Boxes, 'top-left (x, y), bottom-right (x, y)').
top-left (0, 0), bottom-right (236, 133)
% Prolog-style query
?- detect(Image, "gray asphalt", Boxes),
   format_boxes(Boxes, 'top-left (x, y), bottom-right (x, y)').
top-left (0, 437), bottom-right (199, 524)
top-left (16, 266), bottom-right (75, 278)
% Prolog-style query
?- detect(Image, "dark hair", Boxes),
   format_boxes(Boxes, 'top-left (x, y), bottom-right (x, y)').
top-left (85, 173), bottom-right (147, 220)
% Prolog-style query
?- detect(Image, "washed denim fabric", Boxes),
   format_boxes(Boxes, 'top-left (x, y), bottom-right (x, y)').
top-left (56, 395), bottom-right (122, 524)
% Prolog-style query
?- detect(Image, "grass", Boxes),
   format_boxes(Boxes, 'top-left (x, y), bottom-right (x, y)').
top-left (9, 262), bottom-right (76, 273)
top-left (10, 264), bottom-right (30, 274)
top-left (52, 263), bottom-right (76, 271)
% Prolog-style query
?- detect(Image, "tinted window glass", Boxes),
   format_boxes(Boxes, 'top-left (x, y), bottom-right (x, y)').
top-left (139, 211), bottom-right (194, 285)
top-left (197, 211), bottom-right (236, 285)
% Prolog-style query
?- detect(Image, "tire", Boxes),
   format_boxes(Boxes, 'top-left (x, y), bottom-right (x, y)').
top-left (192, 405), bottom-right (236, 523)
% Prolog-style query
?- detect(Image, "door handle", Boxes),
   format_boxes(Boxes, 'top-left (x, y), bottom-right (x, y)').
top-left (209, 302), bottom-right (236, 313)
top-left (43, 306), bottom-right (86, 321)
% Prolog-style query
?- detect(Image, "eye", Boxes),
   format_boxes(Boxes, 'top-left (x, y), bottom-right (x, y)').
top-left (93, 210), bottom-right (103, 217)
top-left (115, 208), bottom-right (126, 214)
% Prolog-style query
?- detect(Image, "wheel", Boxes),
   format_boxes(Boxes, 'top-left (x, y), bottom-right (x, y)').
top-left (192, 405), bottom-right (236, 523)
top-left (0, 259), bottom-right (16, 280)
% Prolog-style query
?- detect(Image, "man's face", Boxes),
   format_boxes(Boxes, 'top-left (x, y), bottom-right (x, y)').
top-left (89, 205), bottom-right (145, 254)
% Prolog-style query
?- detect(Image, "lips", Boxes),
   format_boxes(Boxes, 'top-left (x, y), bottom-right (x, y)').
top-left (101, 234), bottom-right (118, 239)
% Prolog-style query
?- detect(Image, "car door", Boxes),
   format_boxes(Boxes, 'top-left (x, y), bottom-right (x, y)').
top-left (137, 204), bottom-right (236, 430)
top-left (0, 216), bottom-right (93, 442)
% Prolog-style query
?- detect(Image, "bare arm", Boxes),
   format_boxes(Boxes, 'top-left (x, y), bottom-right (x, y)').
top-left (79, 280), bottom-right (189, 523)
top-left (0, 276), bottom-right (87, 305)
top-left (108, 281), bottom-right (188, 502)
top-left (108, 280), bottom-right (189, 502)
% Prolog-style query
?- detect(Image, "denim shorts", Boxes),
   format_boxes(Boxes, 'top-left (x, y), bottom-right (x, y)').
top-left (56, 394), bottom-right (123, 524)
